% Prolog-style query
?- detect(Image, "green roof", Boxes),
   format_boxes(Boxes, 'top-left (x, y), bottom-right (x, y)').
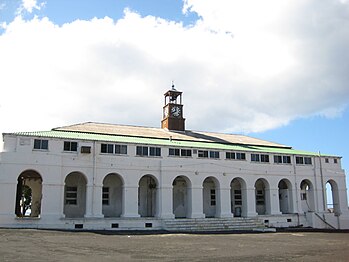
top-left (8, 130), bottom-right (335, 157)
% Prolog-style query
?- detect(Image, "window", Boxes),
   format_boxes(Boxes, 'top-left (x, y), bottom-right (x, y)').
top-left (210, 189), bottom-right (216, 206)
top-left (101, 144), bottom-right (114, 154)
top-left (304, 157), bottom-right (312, 165)
top-left (102, 187), bottom-right (109, 205)
top-left (64, 141), bottom-right (78, 152)
top-left (256, 190), bottom-right (264, 205)
top-left (296, 156), bottom-right (304, 165)
top-left (136, 146), bottom-right (161, 157)
top-left (65, 186), bottom-right (77, 205)
top-left (325, 158), bottom-right (329, 163)
top-left (296, 156), bottom-right (312, 165)
top-left (261, 154), bottom-right (269, 163)
top-left (209, 151), bottom-right (220, 159)
top-left (169, 148), bottom-right (192, 157)
top-left (101, 144), bottom-right (127, 154)
top-left (334, 159), bottom-right (338, 164)
top-left (136, 146), bottom-right (148, 156)
top-left (115, 145), bottom-right (127, 154)
top-left (149, 147), bottom-right (161, 156)
top-left (33, 139), bottom-right (48, 150)
top-left (181, 149), bottom-right (192, 157)
top-left (226, 152), bottom-right (235, 160)
top-left (234, 190), bottom-right (242, 205)
top-left (198, 150), bottom-right (208, 158)
top-left (169, 148), bottom-right (180, 156)
top-left (274, 155), bottom-right (291, 164)
top-left (251, 154), bottom-right (260, 162)
top-left (236, 153), bottom-right (246, 160)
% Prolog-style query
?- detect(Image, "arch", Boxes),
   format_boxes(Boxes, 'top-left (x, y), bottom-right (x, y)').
top-left (255, 178), bottom-right (270, 215)
top-left (63, 172), bottom-right (87, 218)
top-left (325, 179), bottom-right (340, 215)
top-left (172, 175), bottom-right (191, 218)
top-left (203, 176), bottom-right (219, 218)
top-left (278, 178), bottom-right (293, 214)
top-left (300, 179), bottom-right (315, 213)
top-left (102, 173), bottom-right (124, 217)
top-left (15, 170), bottom-right (42, 217)
top-left (138, 175), bottom-right (158, 217)
top-left (230, 177), bottom-right (247, 217)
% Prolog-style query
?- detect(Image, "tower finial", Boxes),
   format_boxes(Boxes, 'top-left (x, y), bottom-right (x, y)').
top-left (171, 80), bottom-right (176, 90)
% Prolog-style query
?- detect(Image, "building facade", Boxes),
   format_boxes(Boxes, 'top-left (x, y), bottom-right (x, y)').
top-left (0, 88), bottom-right (348, 230)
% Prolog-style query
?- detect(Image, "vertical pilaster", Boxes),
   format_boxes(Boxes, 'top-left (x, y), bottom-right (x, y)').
top-left (156, 185), bottom-right (175, 218)
top-left (268, 188), bottom-right (282, 215)
top-left (121, 185), bottom-right (140, 218)
top-left (188, 186), bottom-right (205, 218)
top-left (217, 187), bottom-right (233, 218)
top-left (246, 187), bottom-right (258, 217)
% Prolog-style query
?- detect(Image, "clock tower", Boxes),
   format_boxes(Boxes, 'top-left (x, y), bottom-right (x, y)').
top-left (161, 84), bottom-right (185, 131)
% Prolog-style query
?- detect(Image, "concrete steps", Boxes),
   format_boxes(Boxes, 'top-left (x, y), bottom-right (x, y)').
top-left (162, 217), bottom-right (275, 233)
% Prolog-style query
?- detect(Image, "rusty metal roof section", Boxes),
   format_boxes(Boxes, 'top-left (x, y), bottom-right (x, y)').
top-left (52, 122), bottom-right (291, 149)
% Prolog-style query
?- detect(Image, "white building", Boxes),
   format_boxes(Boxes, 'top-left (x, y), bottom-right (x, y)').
top-left (0, 88), bottom-right (348, 231)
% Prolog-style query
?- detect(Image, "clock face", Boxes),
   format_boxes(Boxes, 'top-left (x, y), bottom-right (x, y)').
top-left (171, 106), bottom-right (181, 117)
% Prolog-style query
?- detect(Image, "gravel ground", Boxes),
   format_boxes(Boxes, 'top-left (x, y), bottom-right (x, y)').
top-left (0, 229), bottom-right (348, 261)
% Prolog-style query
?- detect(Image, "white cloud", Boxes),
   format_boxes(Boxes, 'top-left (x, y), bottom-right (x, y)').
top-left (0, 1), bottom-right (348, 138)
top-left (17, 0), bottom-right (43, 15)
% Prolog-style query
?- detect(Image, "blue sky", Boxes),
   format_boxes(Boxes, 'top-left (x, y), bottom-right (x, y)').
top-left (0, 0), bottom-right (349, 202)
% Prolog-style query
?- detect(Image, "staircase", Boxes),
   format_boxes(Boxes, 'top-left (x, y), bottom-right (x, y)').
top-left (162, 217), bottom-right (275, 233)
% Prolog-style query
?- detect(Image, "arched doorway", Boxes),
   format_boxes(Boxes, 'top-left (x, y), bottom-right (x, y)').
top-left (102, 173), bottom-right (123, 217)
top-left (255, 178), bottom-right (269, 215)
top-left (278, 179), bottom-right (293, 214)
top-left (138, 175), bottom-right (157, 217)
top-left (15, 170), bottom-right (42, 217)
top-left (300, 179), bottom-right (315, 213)
top-left (172, 176), bottom-right (191, 218)
top-left (203, 177), bottom-right (219, 218)
top-left (64, 172), bottom-right (87, 218)
top-left (230, 177), bottom-right (247, 217)
top-left (325, 180), bottom-right (340, 215)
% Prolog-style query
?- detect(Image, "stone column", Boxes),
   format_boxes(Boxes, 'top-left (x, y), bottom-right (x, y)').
top-left (268, 187), bottom-right (282, 215)
top-left (188, 186), bottom-right (205, 218)
top-left (121, 185), bottom-right (140, 218)
top-left (217, 187), bottom-right (233, 218)
top-left (245, 187), bottom-right (258, 217)
top-left (85, 184), bottom-right (93, 217)
top-left (41, 183), bottom-right (65, 219)
top-left (92, 184), bottom-right (103, 218)
top-left (156, 185), bottom-right (175, 219)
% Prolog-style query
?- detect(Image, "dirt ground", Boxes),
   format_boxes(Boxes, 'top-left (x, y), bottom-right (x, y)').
top-left (0, 229), bottom-right (348, 262)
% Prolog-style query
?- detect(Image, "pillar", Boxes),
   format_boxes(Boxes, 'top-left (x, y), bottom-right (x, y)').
top-left (156, 185), bottom-right (175, 218)
top-left (245, 187), bottom-right (258, 217)
top-left (188, 186), bottom-right (205, 218)
top-left (268, 187), bottom-right (282, 215)
top-left (217, 187), bottom-right (233, 218)
top-left (121, 185), bottom-right (140, 218)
